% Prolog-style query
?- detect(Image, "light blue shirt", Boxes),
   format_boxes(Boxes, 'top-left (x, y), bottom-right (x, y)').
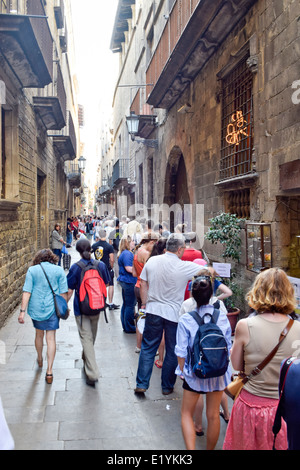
top-left (23, 262), bottom-right (68, 322)
top-left (175, 304), bottom-right (232, 392)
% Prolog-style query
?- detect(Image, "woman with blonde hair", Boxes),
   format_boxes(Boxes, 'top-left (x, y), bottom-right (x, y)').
top-left (117, 236), bottom-right (137, 333)
top-left (223, 268), bottom-right (300, 450)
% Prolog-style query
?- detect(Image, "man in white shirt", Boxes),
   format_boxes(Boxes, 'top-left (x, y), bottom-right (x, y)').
top-left (135, 233), bottom-right (203, 395)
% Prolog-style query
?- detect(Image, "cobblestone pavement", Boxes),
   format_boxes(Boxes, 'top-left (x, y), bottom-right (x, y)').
top-left (0, 245), bottom-right (231, 451)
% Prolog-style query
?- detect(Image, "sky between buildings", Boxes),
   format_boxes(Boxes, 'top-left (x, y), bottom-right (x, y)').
top-left (70, 0), bottom-right (119, 187)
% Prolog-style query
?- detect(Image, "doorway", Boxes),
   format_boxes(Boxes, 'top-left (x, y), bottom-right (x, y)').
top-left (163, 146), bottom-right (190, 232)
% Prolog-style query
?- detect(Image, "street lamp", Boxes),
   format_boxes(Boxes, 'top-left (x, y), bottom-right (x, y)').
top-left (126, 111), bottom-right (158, 149)
top-left (78, 156), bottom-right (86, 172)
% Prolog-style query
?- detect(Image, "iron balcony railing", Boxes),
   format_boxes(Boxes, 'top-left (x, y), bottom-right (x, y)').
top-left (112, 159), bottom-right (130, 187)
top-left (49, 111), bottom-right (77, 160)
top-left (66, 163), bottom-right (80, 176)
top-left (54, 0), bottom-right (65, 29)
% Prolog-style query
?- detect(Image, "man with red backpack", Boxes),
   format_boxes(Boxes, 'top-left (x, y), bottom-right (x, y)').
top-left (67, 238), bottom-right (110, 386)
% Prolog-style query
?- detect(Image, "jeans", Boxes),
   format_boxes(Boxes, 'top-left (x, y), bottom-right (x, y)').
top-left (53, 248), bottom-right (62, 266)
top-left (118, 281), bottom-right (136, 333)
top-left (136, 313), bottom-right (178, 392)
top-left (66, 232), bottom-right (73, 245)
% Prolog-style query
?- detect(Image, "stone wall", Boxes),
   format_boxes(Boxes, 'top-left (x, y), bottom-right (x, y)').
top-left (0, 84), bottom-right (69, 328)
top-left (151, 0), bottom-right (300, 306)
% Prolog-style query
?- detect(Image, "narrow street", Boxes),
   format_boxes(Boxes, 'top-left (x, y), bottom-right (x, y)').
top-left (0, 245), bottom-right (230, 451)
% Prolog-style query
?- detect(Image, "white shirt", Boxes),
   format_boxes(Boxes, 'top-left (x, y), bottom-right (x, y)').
top-left (140, 252), bottom-right (201, 323)
top-left (179, 296), bottom-right (228, 317)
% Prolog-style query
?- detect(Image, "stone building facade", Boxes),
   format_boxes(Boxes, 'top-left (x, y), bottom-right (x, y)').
top-left (0, 0), bottom-right (82, 326)
top-left (97, 0), bottom-right (300, 306)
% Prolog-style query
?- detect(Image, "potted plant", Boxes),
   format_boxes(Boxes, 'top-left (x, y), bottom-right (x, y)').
top-left (205, 212), bottom-right (245, 334)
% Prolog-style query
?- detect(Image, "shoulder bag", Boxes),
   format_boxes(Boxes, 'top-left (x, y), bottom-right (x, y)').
top-left (40, 264), bottom-right (69, 320)
top-left (225, 318), bottom-right (294, 400)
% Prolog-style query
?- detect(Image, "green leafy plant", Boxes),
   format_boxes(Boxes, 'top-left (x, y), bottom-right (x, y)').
top-left (205, 212), bottom-right (246, 313)
top-left (205, 212), bottom-right (244, 263)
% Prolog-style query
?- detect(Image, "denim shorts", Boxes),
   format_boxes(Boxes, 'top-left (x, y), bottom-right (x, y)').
top-left (32, 312), bottom-right (59, 331)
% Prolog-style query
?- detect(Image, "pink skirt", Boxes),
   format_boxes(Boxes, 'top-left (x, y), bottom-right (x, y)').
top-left (223, 388), bottom-right (288, 450)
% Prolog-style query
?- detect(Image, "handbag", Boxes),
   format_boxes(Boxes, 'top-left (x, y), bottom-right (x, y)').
top-left (61, 245), bottom-right (68, 255)
top-left (40, 264), bottom-right (69, 320)
top-left (225, 318), bottom-right (294, 400)
top-left (224, 372), bottom-right (248, 400)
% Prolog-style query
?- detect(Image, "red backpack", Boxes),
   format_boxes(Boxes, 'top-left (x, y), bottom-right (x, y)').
top-left (77, 260), bottom-right (107, 316)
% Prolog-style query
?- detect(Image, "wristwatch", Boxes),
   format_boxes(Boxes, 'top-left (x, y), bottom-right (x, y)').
top-left (20, 309), bottom-right (26, 313)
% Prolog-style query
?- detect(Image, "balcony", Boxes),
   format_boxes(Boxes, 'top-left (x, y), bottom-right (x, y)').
top-left (112, 159), bottom-right (129, 187)
top-left (59, 24), bottom-right (67, 53)
top-left (33, 62), bottom-right (67, 130)
top-left (0, 0), bottom-right (53, 88)
top-left (65, 163), bottom-right (81, 189)
top-left (49, 111), bottom-right (77, 161)
top-left (73, 188), bottom-right (81, 198)
top-left (110, 0), bottom-right (135, 52)
top-left (130, 89), bottom-right (157, 139)
top-left (54, 0), bottom-right (65, 29)
top-left (146, 0), bottom-right (258, 110)
top-left (98, 178), bottom-right (110, 195)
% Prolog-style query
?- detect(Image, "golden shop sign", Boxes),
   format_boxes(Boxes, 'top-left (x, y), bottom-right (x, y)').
top-left (226, 111), bottom-right (248, 146)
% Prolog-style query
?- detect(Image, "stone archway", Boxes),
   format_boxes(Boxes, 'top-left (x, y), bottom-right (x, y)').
top-left (163, 146), bottom-right (190, 232)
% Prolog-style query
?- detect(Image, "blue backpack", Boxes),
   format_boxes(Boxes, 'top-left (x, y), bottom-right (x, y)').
top-left (188, 309), bottom-right (229, 379)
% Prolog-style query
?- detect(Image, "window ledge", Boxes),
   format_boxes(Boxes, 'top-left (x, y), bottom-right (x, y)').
top-left (0, 199), bottom-right (22, 212)
top-left (215, 172), bottom-right (258, 187)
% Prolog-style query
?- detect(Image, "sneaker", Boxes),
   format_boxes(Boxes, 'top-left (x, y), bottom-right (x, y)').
top-left (109, 304), bottom-right (120, 310)
top-left (135, 347), bottom-right (141, 353)
top-left (162, 388), bottom-right (174, 395)
top-left (134, 387), bottom-right (146, 394)
top-left (86, 377), bottom-right (98, 387)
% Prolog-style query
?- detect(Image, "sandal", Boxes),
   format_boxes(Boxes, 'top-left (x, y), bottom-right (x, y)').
top-left (220, 411), bottom-right (229, 423)
top-left (45, 374), bottom-right (53, 384)
top-left (155, 359), bottom-right (163, 369)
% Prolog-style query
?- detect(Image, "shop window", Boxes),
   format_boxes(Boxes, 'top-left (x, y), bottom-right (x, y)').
top-left (246, 223), bottom-right (272, 272)
top-left (220, 54), bottom-right (254, 181)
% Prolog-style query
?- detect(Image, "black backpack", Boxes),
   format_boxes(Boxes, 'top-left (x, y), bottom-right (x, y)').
top-left (188, 309), bottom-right (229, 379)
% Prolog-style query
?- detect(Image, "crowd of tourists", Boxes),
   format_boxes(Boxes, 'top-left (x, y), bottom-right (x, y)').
top-left (1, 213), bottom-right (300, 451)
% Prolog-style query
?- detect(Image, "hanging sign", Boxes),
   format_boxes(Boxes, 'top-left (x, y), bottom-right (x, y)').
top-left (213, 263), bottom-right (231, 278)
